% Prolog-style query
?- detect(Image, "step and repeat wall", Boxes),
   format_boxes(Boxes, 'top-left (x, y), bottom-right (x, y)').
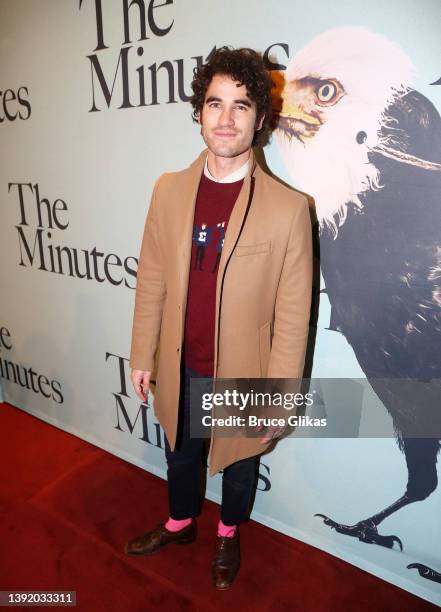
top-left (1, 0), bottom-right (440, 606)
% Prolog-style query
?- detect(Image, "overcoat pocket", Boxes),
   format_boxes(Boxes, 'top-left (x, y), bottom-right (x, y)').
top-left (234, 241), bottom-right (271, 257)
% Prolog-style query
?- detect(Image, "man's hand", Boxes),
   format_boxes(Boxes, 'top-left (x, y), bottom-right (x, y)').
top-left (255, 422), bottom-right (286, 444)
top-left (131, 369), bottom-right (152, 402)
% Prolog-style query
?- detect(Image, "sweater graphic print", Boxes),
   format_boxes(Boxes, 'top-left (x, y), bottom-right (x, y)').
top-left (184, 173), bottom-right (244, 375)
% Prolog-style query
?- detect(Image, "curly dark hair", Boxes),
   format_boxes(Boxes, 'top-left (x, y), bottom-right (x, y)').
top-left (190, 46), bottom-right (273, 147)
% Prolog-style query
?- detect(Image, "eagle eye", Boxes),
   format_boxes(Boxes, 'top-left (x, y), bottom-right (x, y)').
top-left (316, 81), bottom-right (339, 105)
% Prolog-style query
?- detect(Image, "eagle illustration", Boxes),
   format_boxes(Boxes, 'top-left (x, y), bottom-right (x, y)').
top-left (274, 26), bottom-right (441, 584)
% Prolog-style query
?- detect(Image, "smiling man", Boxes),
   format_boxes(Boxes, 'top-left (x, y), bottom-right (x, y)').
top-left (126, 47), bottom-right (313, 590)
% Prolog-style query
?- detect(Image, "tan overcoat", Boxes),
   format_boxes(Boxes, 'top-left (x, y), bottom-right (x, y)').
top-left (130, 149), bottom-right (313, 475)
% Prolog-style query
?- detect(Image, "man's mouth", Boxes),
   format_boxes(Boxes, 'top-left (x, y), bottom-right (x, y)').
top-left (213, 131), bottom-right (238, 138)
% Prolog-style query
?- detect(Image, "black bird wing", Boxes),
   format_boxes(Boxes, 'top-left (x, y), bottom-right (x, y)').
top-left (319, 89), bottom-right (441, 438)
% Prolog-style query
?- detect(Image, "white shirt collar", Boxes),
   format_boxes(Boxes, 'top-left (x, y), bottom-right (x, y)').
top-left (204, 157), bottom-right (249, 183)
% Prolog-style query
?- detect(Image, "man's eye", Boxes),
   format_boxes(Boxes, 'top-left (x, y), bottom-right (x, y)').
top-left (237, 105), bottom-right (248, 111)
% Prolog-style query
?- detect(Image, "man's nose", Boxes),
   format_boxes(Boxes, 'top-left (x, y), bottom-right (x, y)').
top-left (219, 106), bottom-right (234, 126)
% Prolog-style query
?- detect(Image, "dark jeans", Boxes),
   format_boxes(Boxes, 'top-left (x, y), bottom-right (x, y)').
top-left (164, 366), bottom-right (260, 525)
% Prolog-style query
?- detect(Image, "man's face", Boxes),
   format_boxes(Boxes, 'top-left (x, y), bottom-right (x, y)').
top-left (199, 74), bottom-right (263, 158)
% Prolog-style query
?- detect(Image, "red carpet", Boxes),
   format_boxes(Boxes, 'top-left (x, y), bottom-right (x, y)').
top-left (0, 402), bottom-right (436, 611)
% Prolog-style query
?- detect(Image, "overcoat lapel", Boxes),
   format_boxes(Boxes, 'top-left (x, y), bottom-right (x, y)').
top-left (175, 148), bottom-right (258, 341)
top-left (216, 149), bottom-right (258, 280)
top-left (175, 151), bottom-right (207, 331)
top-left (213, 150), bottom-right (257, 375)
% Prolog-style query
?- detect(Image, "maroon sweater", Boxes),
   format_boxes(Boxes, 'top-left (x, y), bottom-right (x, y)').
top-left (184, 173), bottom-right (244, 376)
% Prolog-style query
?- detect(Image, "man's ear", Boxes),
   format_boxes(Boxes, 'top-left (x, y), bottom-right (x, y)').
top-left (256, 113), bottom-right (265, 131)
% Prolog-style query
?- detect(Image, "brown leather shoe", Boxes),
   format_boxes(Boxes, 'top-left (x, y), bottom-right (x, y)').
top-left (211, 531), bottom-right (240, 590)
top-left (124, 520), bottom-right (197, 556)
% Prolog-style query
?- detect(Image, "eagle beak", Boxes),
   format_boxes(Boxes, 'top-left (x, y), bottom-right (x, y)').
top-left (279, 99), bottom-right (321, 127)
top-left (273, 79), bottom-right (321, 142)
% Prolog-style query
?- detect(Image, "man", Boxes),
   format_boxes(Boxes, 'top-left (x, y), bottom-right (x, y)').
top-left (125, 47), bottom-right (313, 590)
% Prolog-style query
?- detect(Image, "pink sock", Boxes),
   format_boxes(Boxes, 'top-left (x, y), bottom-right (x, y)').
top-left (217, 519), bottom-right (237, 538)
top-left (165, 517), bottom-right (193, 532)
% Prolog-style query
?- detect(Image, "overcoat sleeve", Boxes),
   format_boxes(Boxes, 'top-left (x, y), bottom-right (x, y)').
top-left (267, 196), bottom-right (313, 379)
top-left (129, 178), bottom-right (166, 372)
